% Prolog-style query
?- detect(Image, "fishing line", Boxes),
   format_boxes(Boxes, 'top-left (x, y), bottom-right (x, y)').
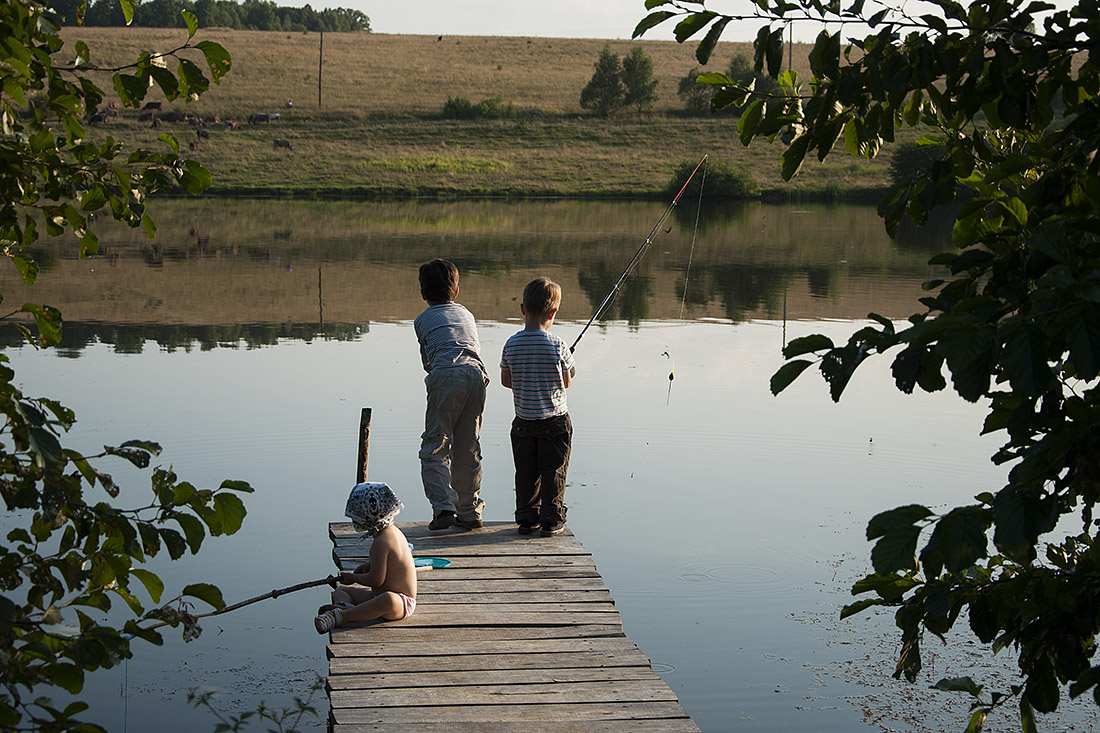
top-left (667, 157), bottom-right (708, 405)
top-left (570, 154), bottom-right (709, 354)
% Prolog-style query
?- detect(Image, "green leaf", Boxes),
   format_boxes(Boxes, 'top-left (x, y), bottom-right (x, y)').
top-left (79, 186), bottom-right (107, 212)
top-left (737, 99), bottom-right (765, 146)
top-left (175, 513), bottom-right (206, 554)
top-left (770, 359), bottom-right (813, 394)
top-left (1066, 308), bottom-right (1100, 381)
top-left (183, 583), bottom-right (225, 611)
top-left (196, 41), bottom-right (232, 83)
top-left (21, 303), bottom-right (63, 346)
top-left (840, 597), bottom-right (885, 619)
top-left (44, 663), bottom-right (84, 695)
top-left (781, 134), bottom-right (810, 181)
top-left (1020, 695), bottom-right (1037, 733)
top-left (12, 255), bottom-right (39, 286)
top-left (966, 708), bottom-right (989, 733)
top-left (695, 17), bottom-right (730, 65)
top-left (632, 10), bottom-right (676, 38)
top-left (131, 568), bottom-right (165, 603)
top-left (992, 486), bottom-right (1057, 563)
top-left (933, 676), bottom-right (984, 697)
top-left (867, 505), bottom-right (933, 540)
top-left (783, 334), bottom-right (834, 358)
top-left (922, 506), bottom-right (990, 575)
top-left (219, 479), bottom-right (254, 494)
top-left (182, 9), bottom-right (198, 38)
top-left (178, 160), bottom-right (212, 195)
top-left (999, 322), bottom-right (1050, 397)
top-left (211, 492), bottom-right (247, 536)
top-left (674, 11), bottom-right (717, 43)
top-left (119, 0), bottom-right (134, 24)
top-left (871, 524), bottom-right (922, 573)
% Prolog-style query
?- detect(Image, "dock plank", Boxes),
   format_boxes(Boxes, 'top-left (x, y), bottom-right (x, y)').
top-left (326, 521), bottom-right (696, 731)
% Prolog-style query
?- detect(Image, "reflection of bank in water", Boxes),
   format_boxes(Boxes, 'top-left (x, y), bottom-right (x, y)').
top-left (0, 200), bottom-right (945, 355)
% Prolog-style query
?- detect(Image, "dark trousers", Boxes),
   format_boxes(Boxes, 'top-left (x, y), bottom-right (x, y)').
top-left (511, 413), bottom-right (572, 526)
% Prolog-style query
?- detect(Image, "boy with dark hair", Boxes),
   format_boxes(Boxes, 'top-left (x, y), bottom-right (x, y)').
top-left (413, 259), bottom-right (488, 531)
top-left (500, 278), bottom-right (576, 536)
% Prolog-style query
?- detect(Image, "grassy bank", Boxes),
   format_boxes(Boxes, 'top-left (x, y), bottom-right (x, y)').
top-left (67, 28), bottom-right (899, 199)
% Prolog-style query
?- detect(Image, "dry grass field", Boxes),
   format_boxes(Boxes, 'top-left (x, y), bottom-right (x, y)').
top-left (64, 28), bottom-right (897, 198)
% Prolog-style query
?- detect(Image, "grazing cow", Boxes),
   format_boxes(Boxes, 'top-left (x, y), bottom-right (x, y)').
top-left (143, 101), bottom-right (162, 111)
top-left (151, 117), bottom-right (160, 129)
top-left (249, 112), bottom-right (281, 124)
top-left (196, 128), bottom-right (210, 139)
top-left (188, 141), bottom-right (201, 151)
top-left (138, 111), bottom-right (153, 122)
top-left (273, 138), bottom-right (292, 150)
top-left (224, 119), bottom-right (240, 130)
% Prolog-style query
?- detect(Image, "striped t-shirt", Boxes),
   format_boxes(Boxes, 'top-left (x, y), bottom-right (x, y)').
top-left (414, 302), bottom-right (486, 375)
top-left (500, 329), bottom-right (574, 420)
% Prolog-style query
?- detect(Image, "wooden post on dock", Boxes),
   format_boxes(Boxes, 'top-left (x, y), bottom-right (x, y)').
top-left (356, 408), bottom-right (371, 483)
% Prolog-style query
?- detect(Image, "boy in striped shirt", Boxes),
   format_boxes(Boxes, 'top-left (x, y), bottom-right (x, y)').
top-left (500, 278), bottom-right (576, 537)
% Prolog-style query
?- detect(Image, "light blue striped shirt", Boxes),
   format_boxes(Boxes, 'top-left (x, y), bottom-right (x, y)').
top-left (414, 302), bottom-right (486, 375)
top-left (500, 329), bottom-right (574, 420)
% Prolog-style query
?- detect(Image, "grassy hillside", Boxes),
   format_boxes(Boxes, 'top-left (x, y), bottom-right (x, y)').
top-left (64, 28), bottom-right (898, 198)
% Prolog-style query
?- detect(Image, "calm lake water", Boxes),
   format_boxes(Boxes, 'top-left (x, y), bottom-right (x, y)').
top-left (4, 199), bottom-right (1094, 731)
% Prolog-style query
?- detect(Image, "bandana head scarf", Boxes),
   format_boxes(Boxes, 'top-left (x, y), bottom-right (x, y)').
top-left (345, 482), bottom-right (404, 537)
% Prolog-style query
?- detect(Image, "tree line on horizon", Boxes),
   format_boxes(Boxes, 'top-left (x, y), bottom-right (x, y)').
top-left (53, 0), bottom-right (370, 32)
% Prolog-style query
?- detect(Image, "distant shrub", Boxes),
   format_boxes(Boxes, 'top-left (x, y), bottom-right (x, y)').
top-left (441, 96), bottom-right (519, 120)
top-left (677, 67), bottom-right (713, 116)
top-left (665, 159), bottom-right (759, 199)
top-left (580, 44), bottom-right (626, 117)
top-left (890, 141), bottom-right (946, 184)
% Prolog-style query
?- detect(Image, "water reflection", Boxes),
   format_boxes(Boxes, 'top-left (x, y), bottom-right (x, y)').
top-left (1, 198), bottom-right (945, 355)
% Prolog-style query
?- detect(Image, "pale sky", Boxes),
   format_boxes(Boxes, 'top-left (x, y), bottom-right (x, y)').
top-left (325, 0), bottom-right (1079, 44)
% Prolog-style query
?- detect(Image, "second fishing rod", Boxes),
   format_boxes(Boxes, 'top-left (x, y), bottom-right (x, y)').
top-left (570, 154), bottom-right (709, 354)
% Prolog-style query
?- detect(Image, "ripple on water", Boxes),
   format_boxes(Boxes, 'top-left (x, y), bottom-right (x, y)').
top-left (676, 561), bottom-right (789, 595)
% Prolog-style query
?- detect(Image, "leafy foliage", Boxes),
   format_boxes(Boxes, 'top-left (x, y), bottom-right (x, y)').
top-left (579, 43), bottom-right (626, 116)
top-left (638, 0), bottom-right (1100, 725)
top-left (441, 95), bottom-right (520, 120)
top-left (621, 45), bottom-right (658, 113)
top-left (664, 158), bottom-right (758, 199)
top-left (51, 0), bottom-right (371, 32)
top-left (1, 1), bottom-right (254, 728)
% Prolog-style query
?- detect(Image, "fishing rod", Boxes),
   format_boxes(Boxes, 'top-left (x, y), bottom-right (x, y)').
top-left (570, 154), bottom-right (709, 353)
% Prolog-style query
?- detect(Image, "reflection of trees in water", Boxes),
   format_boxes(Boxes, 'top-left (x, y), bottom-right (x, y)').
top-left (0, 322), bottom-right (368, 355)
top-left (576, 262), bottom-right (651, 329)
top-left (668, 199), bottom-right (753, 235)
top-left (691, 264), bottom-right (793, 323)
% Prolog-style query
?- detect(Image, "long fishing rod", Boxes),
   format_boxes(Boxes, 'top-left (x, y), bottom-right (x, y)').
top-left (570, 154), bottom-right (709, 353)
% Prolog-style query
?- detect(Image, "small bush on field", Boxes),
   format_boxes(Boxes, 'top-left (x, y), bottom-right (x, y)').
top-left (442, 96), bottom-right (519, 120)
top-left (665, 159), bottom-right (759, 199)
top-left (890, 141), bottom-right (946, 184)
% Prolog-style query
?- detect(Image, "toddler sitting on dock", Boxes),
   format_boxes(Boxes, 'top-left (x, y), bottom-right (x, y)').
top-left (315, 482), bottom-right (417, 633)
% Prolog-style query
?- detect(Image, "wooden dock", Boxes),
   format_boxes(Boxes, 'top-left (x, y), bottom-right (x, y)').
top-left (326, 520), bottom-right (698, 731)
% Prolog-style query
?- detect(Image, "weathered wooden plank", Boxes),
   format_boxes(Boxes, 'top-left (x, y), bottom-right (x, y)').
top-left (418, 590), bottom-right (614, 604)
top-left (335, 545), bottom-right (592, 561)
top-left (335, 721), bottom-right (699, 733)
top-left (330, 680), bottom-right (678, 709)
top-left (327, 623), bottom-right (624, 645)
top-left (329, 610), bottom-right (624, 633)
top-left (337, 563), bottom-right (603, 580)
top-left (328, 636), bottom-right (643, 658)
top-left (333, 702), bottom-right (696, 725)
top-left (409, 602), bottom-right (618, 614)
top-left (329, 649), bottom-right (655, 675)
top-left (334, 546), bottom-right (597, 565)
top-left (413, 577), bottom-right (610, 593)
top-left (327, 666), bottom-right (662, 691)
